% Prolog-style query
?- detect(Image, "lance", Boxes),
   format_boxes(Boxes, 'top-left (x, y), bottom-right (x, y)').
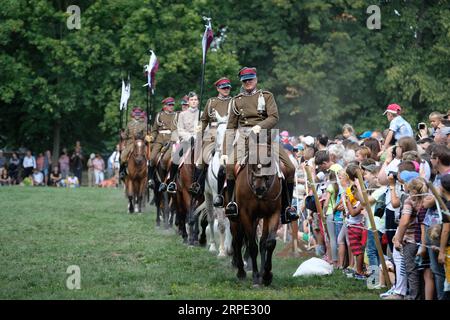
top-left (198, 17), bottom-right (213, 121)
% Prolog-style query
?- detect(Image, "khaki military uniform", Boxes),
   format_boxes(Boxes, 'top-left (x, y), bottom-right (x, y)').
top-left (224, 89), bottom-right (295, 183)
top-left (197, 96), bottom-right (231, 165)
top-left (149, 111), bottom-right (178, 169)
top-left (120, 118), bottom-right (147, 163)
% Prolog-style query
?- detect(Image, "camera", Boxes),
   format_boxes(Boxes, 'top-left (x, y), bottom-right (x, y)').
top-left (418, 122), bottom-right (426, 130)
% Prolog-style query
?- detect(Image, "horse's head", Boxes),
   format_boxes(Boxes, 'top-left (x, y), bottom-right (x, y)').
top-left (247, 137), bottom-right (276, 199)
top-left (133, 139), bottom-right (146, 164)
top-left (214, 110), bottom-right (228, 155)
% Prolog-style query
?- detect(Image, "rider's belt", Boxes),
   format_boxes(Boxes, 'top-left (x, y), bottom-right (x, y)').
top-left (210, 122), bottom-right (218, 127)
top-left (159, 130), bottom-right (171, 134)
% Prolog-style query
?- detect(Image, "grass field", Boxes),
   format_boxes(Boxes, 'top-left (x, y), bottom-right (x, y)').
top-left (0, 186), bottom-right (382, 299)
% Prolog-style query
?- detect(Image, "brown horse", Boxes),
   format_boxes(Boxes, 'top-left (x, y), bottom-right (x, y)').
top-left (175, 138), bottom-right (205, 245)
top-left (125, 139), bottom-right (148, 213)
top-left (229, 133), bottom-right (282, 286)
top-left (153, 143), bottom-right (176, 229)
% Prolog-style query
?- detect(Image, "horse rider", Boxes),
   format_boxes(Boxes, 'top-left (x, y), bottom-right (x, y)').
top-left (220, 67), bottom-right (299, 222)
top-left (166, 91), bottom-right (200, 193)
top-left (180, 95), bottom-right (189, 112)
top-left (119, 107), bottom-right (148, 180)
top-left (147, 97), bottom-right (178, 190)
top-left (189, 77), bottom-right (232, 200)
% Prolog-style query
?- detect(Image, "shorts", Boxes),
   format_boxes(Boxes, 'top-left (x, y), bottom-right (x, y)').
top-left (337, 223), bottom-right (348, 245)
top-left (348, 223), bottom-right (364, 256)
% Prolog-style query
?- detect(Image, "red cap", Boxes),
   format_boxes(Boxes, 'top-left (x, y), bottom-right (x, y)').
top-left (180, 95), bottom-right (189, 105)
top-left (383, 103), bottom-right (402, 115)
top-left (162, 97), bottom-right (175, 105)
top-left (131, 107), bottom-right (143, 117)
top-left (214, 77), bottom-right (232, 89)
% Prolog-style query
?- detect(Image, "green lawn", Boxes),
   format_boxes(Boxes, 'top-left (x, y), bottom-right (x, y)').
top-left (0, 186), bottom-right (382, 299)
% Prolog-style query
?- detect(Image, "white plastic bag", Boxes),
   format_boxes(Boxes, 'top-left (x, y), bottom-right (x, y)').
top-left (293, 257), bottom-right (333, 277)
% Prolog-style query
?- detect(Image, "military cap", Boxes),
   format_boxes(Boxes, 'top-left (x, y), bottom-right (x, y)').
top-left (214, 77), bottom-right (232, 89)
top-left (238, 67), bottom-right (257, 81)
top-left (162, 97), bottom-right (175, 105)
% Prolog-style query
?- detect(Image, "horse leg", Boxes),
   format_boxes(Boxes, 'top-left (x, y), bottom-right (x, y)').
top-left (205, 194), bottom-right (217, 253)
top-left (230, 221), bottom-right (246, 280)
top-left (217, 208), bottom-right (226, 257)
top-left (163, 192), bottom-right (170, 229)
top-left (242, 212), bottom-right (260, 286)
top-left (259, 219), bottom-right (269, 277)
top-left (262, 212), bottom-right (279, 286)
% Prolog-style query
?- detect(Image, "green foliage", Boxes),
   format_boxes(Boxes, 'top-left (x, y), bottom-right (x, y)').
top-left (0, 0), bottom-right (449, 151)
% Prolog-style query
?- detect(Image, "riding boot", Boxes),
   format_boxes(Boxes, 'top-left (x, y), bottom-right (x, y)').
top-left (148, 165), bottom-right (155, 189)
top-left (189, 166), bottom-right (202, 196)
top-left (225, 179), bottom-right (238, 218)
top-left (119, 163), bottom-right (127, 181)
top-left (281, 181), bottom-right (299, 224)
top-left (213, 166), bottom-right (226, 207)
top-left (167, 163), bottom-right (178, 193)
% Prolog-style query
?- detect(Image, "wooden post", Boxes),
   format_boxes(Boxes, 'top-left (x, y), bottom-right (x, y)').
top-left (305, 165), bottom-right (330, 246)
top-left (356, 169), bottom-right (392, 287)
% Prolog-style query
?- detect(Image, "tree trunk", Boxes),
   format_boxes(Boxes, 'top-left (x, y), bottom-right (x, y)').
top-left (52, 119), bottom-right (61, 164)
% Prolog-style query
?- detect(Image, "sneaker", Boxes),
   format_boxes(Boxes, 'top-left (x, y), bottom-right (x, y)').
top-left (343, 268), bottom-right (355, 278)
top-left (382, 293), bottom-right (404, 300)
top-left (379, 288), bottom-right (395, 299)
top-left (354, 273), bottom-right (367, 280)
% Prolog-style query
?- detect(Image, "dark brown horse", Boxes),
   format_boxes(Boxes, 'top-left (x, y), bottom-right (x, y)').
top-left (125, 139), bottom-right (148, 213)
top-left (174, 138), bottom-right (205, 245)
top-left (153, 144), bottom-right (176, 229)
top-left (229, 133), bottom-right (282, 286)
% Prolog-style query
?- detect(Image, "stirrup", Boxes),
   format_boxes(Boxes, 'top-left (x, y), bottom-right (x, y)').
top-left (167, 182), bottom-right (177, 193)
top-left (189, 182), bottom-right (201, 195)
top-left (148, 179), bottom-right (155, 189)
top-left (225, 201), bottom-right (238, 218)
top-left (158, 183), bottom-right (167, 192)
top-left (213, 195), bottom-right (224, 208)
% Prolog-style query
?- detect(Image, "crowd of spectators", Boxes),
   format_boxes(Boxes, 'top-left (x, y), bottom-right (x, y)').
top-left (281, 105), bottom-right (450, 300)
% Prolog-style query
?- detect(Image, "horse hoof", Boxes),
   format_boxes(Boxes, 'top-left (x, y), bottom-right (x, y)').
top-left (237, 270), bottom-right (246, 280)
top-left (209, 244), bottom-right (217, 252)
top-left (217, 250), bottom-right (226, 258)
top-left (262, 272), bottom-right (273, 286)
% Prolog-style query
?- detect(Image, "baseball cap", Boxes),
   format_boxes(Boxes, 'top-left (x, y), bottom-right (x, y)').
top-left (302, 136), bottom-right (314, 147)
top-left (383, 104), bottom-right (402, 115)
top-left (359, 131), bottom-right (372, 139)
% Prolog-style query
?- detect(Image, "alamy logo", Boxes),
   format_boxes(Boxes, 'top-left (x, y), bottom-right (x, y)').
top-left (66, 265), bottom-right (81, 290)
top-left (66, 5), bottom-right (81, 30)
top-left (366, 5), bottom-right (381, 30)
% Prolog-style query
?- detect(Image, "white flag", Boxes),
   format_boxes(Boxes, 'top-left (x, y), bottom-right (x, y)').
top-left (143, 50), bottom-right (159, 91)
top-left (120, 79), bottom-right (130, 111)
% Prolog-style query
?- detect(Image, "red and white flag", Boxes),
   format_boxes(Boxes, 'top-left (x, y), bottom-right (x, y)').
top-left (143, 50), bottom-right (159, 92)
top-left (202, 18), bottom-right (214, 65)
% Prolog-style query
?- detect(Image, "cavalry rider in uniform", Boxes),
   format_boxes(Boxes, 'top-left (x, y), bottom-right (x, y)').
top-left (220, 67), bottom-right (299, 222)
top-left (119, 107), bottom-right (148, 180)
top-left (166, 92), bottom-right (199, 193)
top-left (147, 97), bottom-right (178, 189)
top-left (180, 95), bottom-right (189, 112)
top-left (189, 77), bottom-right (232, 199)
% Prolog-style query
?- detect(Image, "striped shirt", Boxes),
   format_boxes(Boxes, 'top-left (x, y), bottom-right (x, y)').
top-left (400, 196), bottom-right (421, 244)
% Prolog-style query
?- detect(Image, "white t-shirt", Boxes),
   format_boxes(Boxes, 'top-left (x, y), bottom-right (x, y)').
top-left (23, 156), bottom-right (36, 169)
top-left (32, 171), bottom-right (44, 184)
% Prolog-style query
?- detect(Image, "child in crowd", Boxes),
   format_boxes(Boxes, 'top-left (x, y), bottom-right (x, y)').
top-left (393, 176), bottom-right (427, 300)
top-left (342, 164), bottom-right (367, 280)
